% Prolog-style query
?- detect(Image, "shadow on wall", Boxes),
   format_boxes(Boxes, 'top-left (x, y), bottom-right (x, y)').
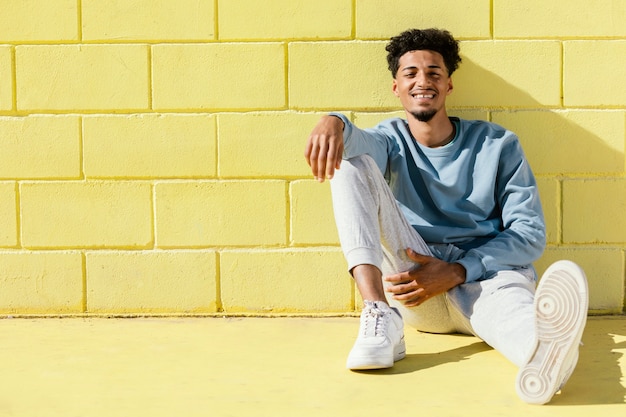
top-left (449, 57), bottom-right (624, 177)
top-left (450, 58), bottom-right (626, 314)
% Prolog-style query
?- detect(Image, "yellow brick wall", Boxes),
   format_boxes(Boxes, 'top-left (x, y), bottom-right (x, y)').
top-left (0, 0), bottom-right (624, 315)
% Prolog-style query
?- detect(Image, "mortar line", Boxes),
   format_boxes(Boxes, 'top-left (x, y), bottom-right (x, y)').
top-left (351, 0), bottom-right (356, 39)
top-left (490, 0), bottom-right (494, 38)
top-left (77, 0), bottom-right (83, 42)
top-left (560, 41), bottom-right (565, 108)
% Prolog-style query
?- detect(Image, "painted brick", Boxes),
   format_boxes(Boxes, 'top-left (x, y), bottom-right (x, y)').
top-left (0, 0), bottom-right (77, 42)
top-left (354, 110), bottom-right (489, 128)
top-left (0, 116), bottom-right (80, 179)
top-left (535, 248), bottom-right (624, 313)
top-left (564, 41), bottom-right (626, 107)
top-left (86, 251), bottom-right (217, 313)
top-left (356, 0), bottom-right (491, 39)
top-left (450, 41), bottom-right (561, 107)
top-left (0, 46), bottom-right (11, 111)
top-left (0, 183), bottom-right (17, 247)
top-left (220, 249), bottom-right (352, 312)
top-left (492, 111), bottom-right (625, 175)
top-left (155, 181), bottom-right (287, 247)
top-left (152, 43), bottom-right (285, 110)
top-left (83, 114), bottom-right (216, 179)
top-left (290, 180), bottom-right (338, 245)
top-left (16, 45), bottom-right (149, 111)
top-left (562, 179), bottom-right (626, 244)
top-left (535, 178), bottom-right (558, 245)
top-left (82, 0), bottom-right (214, 41)
top-left (0, 251), bottom-right (83, 314)
top-left (219, 0), bottom-right (351, 40)
top-left (495, 0), bottom-right (626, 38)
top-left (354, 111), bottom-right (402, 127)
top-left (21, 182), bottom-right (152, 248)
top-left (289, 42), bottom-right (397, 110)
top-left (218, 112), bottom-right (318, 178)
top-left (447, 110), bottom-right (490, 122)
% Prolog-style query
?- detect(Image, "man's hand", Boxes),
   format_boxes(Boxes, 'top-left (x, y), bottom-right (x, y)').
top-left (385, 248), bottom-right (466, 307)
top-left (304, 115), bottom-right (345, 182)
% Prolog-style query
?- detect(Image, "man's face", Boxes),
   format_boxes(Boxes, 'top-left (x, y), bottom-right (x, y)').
top-left (392, 50), bottom-right (454, 122)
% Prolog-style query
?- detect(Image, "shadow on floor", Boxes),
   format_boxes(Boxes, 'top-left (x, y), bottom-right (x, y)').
top-left (550, 327), bottom-right (626, 406)
top-left (353, 341), bottom-right (492, 375)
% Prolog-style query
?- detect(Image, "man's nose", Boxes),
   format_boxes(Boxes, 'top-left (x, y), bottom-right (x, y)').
top-left (415, 72), bottom-right (430, 87)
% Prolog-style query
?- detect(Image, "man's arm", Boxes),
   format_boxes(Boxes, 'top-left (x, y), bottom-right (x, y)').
top-left (456, 137), bottom-right (546, 282)
top-left (305, 114), bottom-right (395, 182)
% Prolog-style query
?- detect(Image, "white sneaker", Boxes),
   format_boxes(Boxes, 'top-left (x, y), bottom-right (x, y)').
top-left (346, 300), bottom-right (406, 370)
top-left (516, 260), bottom-right (589, 404)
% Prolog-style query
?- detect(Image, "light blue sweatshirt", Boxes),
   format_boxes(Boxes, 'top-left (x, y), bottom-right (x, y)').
top-left (331, 113), bottom-right (546, 282)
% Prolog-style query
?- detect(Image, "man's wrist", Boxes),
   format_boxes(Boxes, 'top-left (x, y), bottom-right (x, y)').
top-left (328, 114), bottom-right (345, 130)
top-left (451, 262), bottom-right (467, 284)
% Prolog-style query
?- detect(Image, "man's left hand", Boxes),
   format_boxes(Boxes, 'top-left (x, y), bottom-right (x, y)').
top-left (384, 248), bottom-right (466, 307)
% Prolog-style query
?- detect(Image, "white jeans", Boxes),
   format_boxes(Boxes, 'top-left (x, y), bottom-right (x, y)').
top-left (330, 155), bottom-right (537, 367)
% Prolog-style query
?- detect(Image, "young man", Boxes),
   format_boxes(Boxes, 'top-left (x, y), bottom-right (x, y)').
top-left (304, 28), bottom-right (589, 404)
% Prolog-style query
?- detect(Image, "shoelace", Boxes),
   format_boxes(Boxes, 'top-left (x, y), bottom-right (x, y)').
top-left (362, 305), bottom-right (390, 337)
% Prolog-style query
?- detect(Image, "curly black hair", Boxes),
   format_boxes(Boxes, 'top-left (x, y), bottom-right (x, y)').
top-left (385, 28), bottom-right (462, 77)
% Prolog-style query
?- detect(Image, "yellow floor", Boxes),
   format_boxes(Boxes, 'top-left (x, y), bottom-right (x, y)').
top-left (0, 316), bottom-right (624, 417)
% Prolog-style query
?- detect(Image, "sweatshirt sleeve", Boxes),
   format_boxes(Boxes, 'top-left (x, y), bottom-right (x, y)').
top-left (456, 136), bottom-right (546, 282)
top-left (328, 112), bottom-right (392, 173)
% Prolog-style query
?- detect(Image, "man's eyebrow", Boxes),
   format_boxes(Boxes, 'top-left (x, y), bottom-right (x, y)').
top-left (401, 64), bottom-right (443, 71)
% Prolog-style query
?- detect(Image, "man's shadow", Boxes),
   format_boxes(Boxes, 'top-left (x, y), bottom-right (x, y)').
top-left (353, 339), bottom-right (491, 375)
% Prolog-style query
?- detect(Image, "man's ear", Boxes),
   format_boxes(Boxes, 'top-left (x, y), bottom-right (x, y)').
top-left (446, 77), bottom-right (454, 96)
top-left (392, 79), bottom-right (400, 97)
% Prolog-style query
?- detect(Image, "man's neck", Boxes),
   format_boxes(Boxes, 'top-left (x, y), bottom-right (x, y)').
top-left (406, 110), bottom-right (455, 148)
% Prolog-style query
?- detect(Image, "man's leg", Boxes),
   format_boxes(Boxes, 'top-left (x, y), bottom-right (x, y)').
top-left (516, 261), bottom-right (588, 404)
top-left (455, 263), bottom-right (588, 404)
top-left (330, 155), bottom-right (458, 369)
top-left (452, 269), bottom-right (538, 367)
top-left (330, 155), bottom-right (407, 369)
top-left (331, 155), bottom-right (460, 332)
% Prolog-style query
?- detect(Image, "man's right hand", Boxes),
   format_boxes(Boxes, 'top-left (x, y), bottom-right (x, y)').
top-left (304, 115), bottom-right (345, 182)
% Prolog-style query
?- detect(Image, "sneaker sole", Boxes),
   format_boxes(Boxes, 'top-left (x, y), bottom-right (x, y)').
top-left (346, 337), bottom-right (406, 370)
top-left (516, 260), bottom-right (588, 404)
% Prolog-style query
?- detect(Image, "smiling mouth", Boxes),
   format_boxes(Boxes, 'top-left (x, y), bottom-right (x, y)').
top-left (411, 90), bottom-right (436, 99)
